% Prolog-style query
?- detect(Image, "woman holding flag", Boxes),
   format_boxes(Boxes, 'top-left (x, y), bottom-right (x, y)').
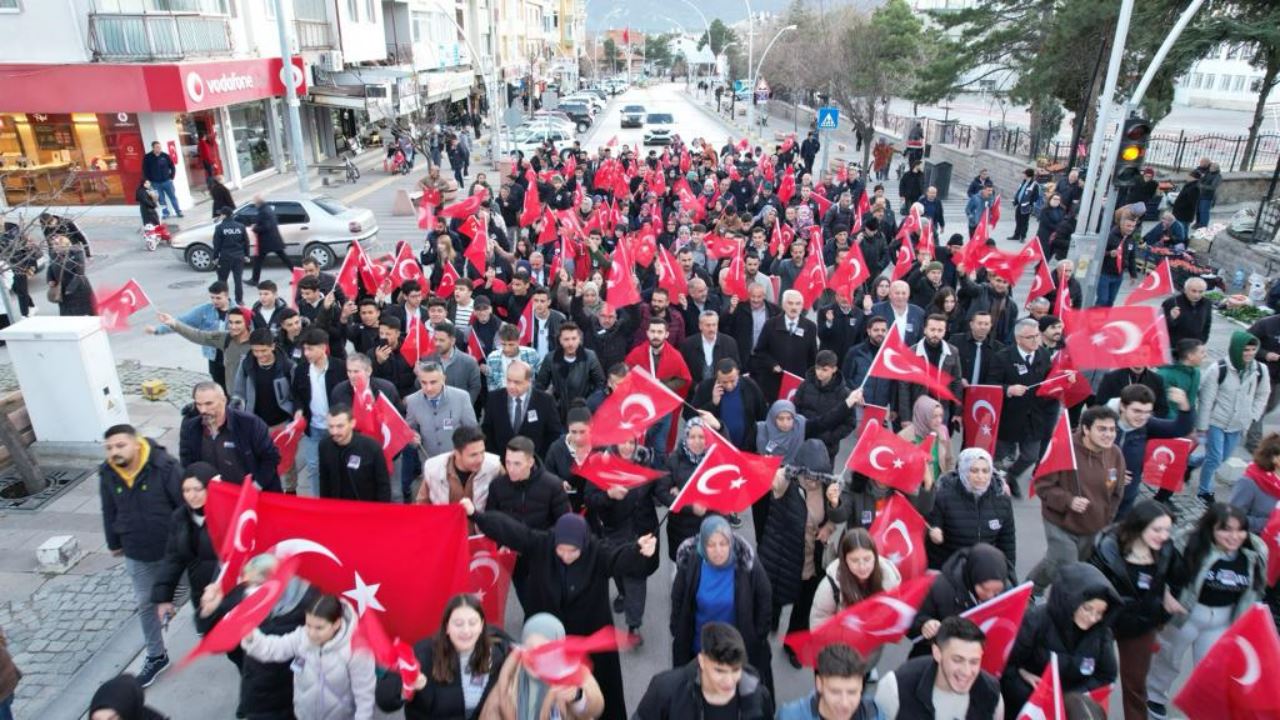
top-left (809, 527), bottom-right (902, 674)
top-left (151, 463), bottom-right (221, 639)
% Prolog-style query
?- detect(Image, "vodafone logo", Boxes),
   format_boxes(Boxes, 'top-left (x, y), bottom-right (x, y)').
top-left (185, 70), bottom-right (257, 103)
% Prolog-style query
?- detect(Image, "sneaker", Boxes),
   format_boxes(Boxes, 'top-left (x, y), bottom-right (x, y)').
top-left (1147, 701), bottom-right (1167, 720)
top-left (1197, 492), bottom-right (1216, 504)
top-left (727, 513), bottom-right (743, 529)
top-left (612, 595), bottom-right (625, 614)
top-left (137, 653), bottom-right (170, 688)
top-left (628, 626), bottom-right (643, 647)
top-left (1007, 480), bottom-right (1023, 499)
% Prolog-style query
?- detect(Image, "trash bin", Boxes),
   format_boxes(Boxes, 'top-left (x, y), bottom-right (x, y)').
top-left (924, 160), bottom-right (953, 201)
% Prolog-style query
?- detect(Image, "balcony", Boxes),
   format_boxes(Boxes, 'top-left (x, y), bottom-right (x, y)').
top-left (295, 18), bottom-right (333, 50)
top-left (386, 43), bottom-right (414, 65)
top-left (89, 13), bottom-right (233, 61)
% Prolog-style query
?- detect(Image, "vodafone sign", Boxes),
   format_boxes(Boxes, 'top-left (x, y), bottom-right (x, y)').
top-left (171, 57), bottom-right (306, 111)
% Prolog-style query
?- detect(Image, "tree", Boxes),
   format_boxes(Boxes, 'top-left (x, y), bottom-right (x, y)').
top-left (647, 33), bottom-right (674, 71)
top-left (697, 19), bottom-right (736, 57)
top-left (758, 0), bottom-right (821, 107)
top-left (602, 38), bottom-right (621, 74)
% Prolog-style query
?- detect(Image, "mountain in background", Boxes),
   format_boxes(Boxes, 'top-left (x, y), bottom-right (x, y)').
top-left (584, 0), bottom-right (884, 33)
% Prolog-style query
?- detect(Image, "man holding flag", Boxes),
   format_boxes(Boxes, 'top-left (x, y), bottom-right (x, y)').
top-left (875, 617), bottom-right (1003, 719)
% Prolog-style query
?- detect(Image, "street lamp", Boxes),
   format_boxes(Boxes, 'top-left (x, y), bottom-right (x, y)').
top-left (675, 0), bottom-right (713, 86)
top-left (749, 24), bottom-right (796, 142)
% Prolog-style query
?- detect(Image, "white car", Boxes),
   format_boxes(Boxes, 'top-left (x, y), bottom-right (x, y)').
top-left (563, 93), bottom-right (605, 112)
top-left (170, 194), bottom-right (377, 271)
top-left (643, 113), bottom-right (675, 145)
top-left (508, 126), bottom-right (574, 156)
top-left (620, 104), bottom-right (646, 128)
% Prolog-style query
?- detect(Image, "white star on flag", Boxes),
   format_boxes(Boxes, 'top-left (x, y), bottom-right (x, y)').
top-left (343, 572), bottom-right (386, 616)
top-left (1090, 332), bottom-right (1107, 346)
top-left (980, 425), bottom-right (992, 436)
top-left (892, 459), bottom-right (905, 469)
top-left (730, 478), bottom-right (746, 490)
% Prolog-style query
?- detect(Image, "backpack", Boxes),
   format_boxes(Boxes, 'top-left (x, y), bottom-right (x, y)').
top-left (1217, 358), bottom-right (1264, 386)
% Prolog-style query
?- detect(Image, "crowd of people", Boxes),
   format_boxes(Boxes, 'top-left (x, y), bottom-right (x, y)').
top-left (20, 121), bottom-right (1276, 720)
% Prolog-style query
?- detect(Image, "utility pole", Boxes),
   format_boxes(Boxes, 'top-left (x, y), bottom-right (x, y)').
top-left (274, 0), bottom-right (309, 192)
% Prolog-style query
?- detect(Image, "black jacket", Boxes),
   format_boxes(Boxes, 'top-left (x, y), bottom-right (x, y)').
top-left (98, 440), bottom-right (184, 562)
top-left (751, 315), bottom-right (819, 401)
top-left (892, 656), bottom-right (1001, 720)
top-left (656, 449), bottom-right (714, 560)
top-left (1093, 367), bottom-right (1169, 418)
top-left (990, 345), bottom-right (1053, 444)
top-left (634, 660), bottom-right (773, 720)
top-left (484, 465), bottom-right (571, 530)
top-left (926, 472), bottom-right (1017, 573)
top-left (212, 218), bottom-right (249, 262)
top-left (209, 181), bottom-right (235, 218)
top-left (480, 388), bottom-right (564, 458)
top-left (1002, 563), bottom-right (1121, 716)
top-left (210, 582), bottom-right (319, 716)
top-left (1162, 293), bottom-right (1213, 345)
top-left (723, 300), bottom-right (781, 368)
top-left (48, 248), bottom-right (95, 316)
top-left (949, 332), bottom-right (1004, 386)
top-left (251, 202), bottom-right (284, 252)
top-left (318, 432), bottom-right (391, 502)
top-left (375, 629), bottom-right (511, 720)
top-left (290, 359), bottom-right (348, 433)
top-left (584, 465), bottom-right (659, 542)
top-left (1099, 225), bottom-right (1138, 279)
top-left (151, 505), bottom-right (219, 630)
top-left (534, 348), bottom-right (606, 419)
top-left (817, 304), bottom-right (865, 366)
top-left (1088, 527), bottom-right (1175, 640)
top-left (670, 534), bottom-right (773, 694)
top-left (679, 332), bottom-right (740, 387)
top-left (908, 544), bottom-right (1010, 657)
top-left (178, 409), bottom-right (282, 492)
top-left (793, 369), bottom-right (856, 458)
top-left (958, 276), bottom-right (1017, 345)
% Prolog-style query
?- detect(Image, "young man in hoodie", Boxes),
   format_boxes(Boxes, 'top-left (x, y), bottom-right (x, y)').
top-left (635, 622), bottom-right (774, 720)
top-left (1028, 405), bottom-right (1126, 593)
top-left (1194, 330), bottom-right (1271, 502)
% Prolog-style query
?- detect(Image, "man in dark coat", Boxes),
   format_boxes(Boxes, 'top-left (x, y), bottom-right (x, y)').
top-left (679, 310), bottom-right (741, 387)
top-left (580, 303), bottom-right (636, 376)
top-left (480, 360), bottom-right (563, 457)
top-left (950, 310), bottom-right (1004, 387)
top-left (247, 195), bottom-right (294, 286)
top-left (895, 314), bottom-right (965, 424)
top-left (211, 206), bottom-right (249, 305)
top-left (209, 175), bottom-right (235, 220)
top-left (723, 283), bottom-right (781, 368)
top-left (635, 623), bottom-right (774, 720)
top-left (465, 506), bottom-right (658, 720)
top-left (1161, 276), bottom-right (1211, 345)
top-left (484, 436), bottom-right (570, 529)
top-left (534, 322), bottom-right (606, 420)
top-left (989, 318), bottom-right (1054, 497)
top-left (317, 407), bottom-right (390, 502)
top-left (178, 381), bottom-right (282, 492)
top-left (958, 271), bottom-right (1017, 346)
top-left (752, 289), bottom-right (819, 402)
top-left (842, 316), bottom-right (895, 409)
top-left (100, 424), bottom-right (184, 687)
top-left (688, 358), bottom-right (769, 451)
top-left (876, 616), bottom-right (1004, 719)
top-left (870, 280), bottom-right (925, 346)
top-left (793, 351), bottom-right (857, 458)
top-left (46, 235), bottom-right (95, 316)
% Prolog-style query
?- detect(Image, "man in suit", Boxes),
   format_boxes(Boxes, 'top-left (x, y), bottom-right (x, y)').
top-left (950, 311), bottom-right (1004, 388)
top-left (679, 310), bottom-right (740, 387)
top-left (289, 328), bottom-right (347, 496)
top-left (723, 282), bottom-right (780, 368)
top-left (481, 360), bottom-right (563, 457)
top-left (688, 358), bottom-right (767, 451)
top-left (525, 286), bottom-right (566, 364)
top-left (989, 318), bottom-right (1054, 497)
top-left (383, 279), bottom-right (429, 330)
top-left (678, 277), bottom-right (723, 333)
top-left (752, 289), bottom-right (819, 403)
top-left (870, 280), bottom-right (925, 346)
top-left (425, 320), bottom-right (483, 404)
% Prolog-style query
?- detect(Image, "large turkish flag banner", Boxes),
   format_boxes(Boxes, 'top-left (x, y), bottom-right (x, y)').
top-left (1174, 604), bottom-right (1280, 720)
top-left (959, 581), bottom-right (1034, 676)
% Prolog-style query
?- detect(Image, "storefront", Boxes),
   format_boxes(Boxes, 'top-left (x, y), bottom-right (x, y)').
top-left (0, 57), bottom-right (305, 210)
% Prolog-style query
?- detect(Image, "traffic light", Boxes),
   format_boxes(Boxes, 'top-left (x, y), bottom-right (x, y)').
top-left (1113, 116), bottom-right (1152, 188)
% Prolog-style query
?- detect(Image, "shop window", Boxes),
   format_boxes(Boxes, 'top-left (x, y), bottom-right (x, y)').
top-left (272, 201), bottom-right (309, 224)
top-left (228, 102), bottom-right (275, 177)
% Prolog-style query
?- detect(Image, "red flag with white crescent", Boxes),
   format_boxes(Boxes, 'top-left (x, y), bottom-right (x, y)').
top-left (856, 189), bottom-right (870, 219)
top-left (1016, 655), bottom-right (1065, 720)
top-left (466, 535), bottom-right (517, 627)
top-left (722, 241), bottom-right (749, 301)
top-left (373, 393), bottom-right (415, 472)
top-left (855, 404), bottom-right (890, 439)
top-left (182, 554), bottom-right (303, 668)
top-left (670, 439), bottom-right (781, 514)
top-left (521, 626), bottom-right (635, 686)
top-left (778, 167), bottom-right (796, 206)
top-left (785, 573), bottom-right (935, 666)
top-left (778, 371), bottom-right (804, 402)
top-left (868, 493), bottom-right (928, 581)
top-left (794, 252), bottom-right (828, 309)
top-left (467, 330), bottom-right (486, 362)
top-left (845, 420), bottom-right (933, 495)
top-left (399, 317), bottom-right (430, 366)
top-left (1062, 305), bottom-right (1171, 370)
top-left (891, 240), bottom-right (915, 281)
top-left (1264, 504), bottom-right (1280, 586)
top-left (350, 608), bottom-right (421, 699)
top-left (417, 187), bottom-right (442, 230)
top-left (289, 267), bottom-right (305, 308)
top-left (656, 244), bottom-right (689, 299)
top-left (1141, 437), bottom-right (1193, 493)
top-left (829, 241), bottom-right (870, 302)
top-left (1123, 258), bottom-right (1175, 306)
top-left (973, 244), bottom-right (1034, 285)
top-left (812, 188), bottom-right (832, 217)
top-left (350, 372), bottom-right (378, 434)
top-left (704, 232), bottom-right (740, 260)
top-left (605, 238), bottom-right (642, 310)
top-left (460, 215), bottom-right (488, 273)
top-left (988, 194), bottom-right (1001, 228)
top-left (962, 384), bottom-right (1003, 455)
top-left (214, 476), bottom-right (262, 595)
top-left (1174, 604), bottom-right (1280, 720)
top-left (436, 262), bottom-right (460, 300)
top-left (866, 330), bottom-right (958, 403)
top-left (438, 188), bottom-right (489, 220)
top-left (1026, 260), bottom-right (1055, 306)
top-left (589, 368), bottom-right (685, 447)
top-left (335, 242), bottom-right (364, 299)
top-left (1032, 410), bottom-right (1076, 490)
top-left (270, 414), bottom-right (307, 477)
top-left (959, 581), bottom-right (1034, 676)
top-left (389, 242), bottom-right (425, 290)
top-left (1035, 347), bottom-right (1093, 408)
top-left (96, 279), bottom-right (152, 332)
top-left (575, 452), bottom-right (665, 491)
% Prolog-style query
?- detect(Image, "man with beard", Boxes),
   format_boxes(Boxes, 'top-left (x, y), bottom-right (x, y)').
top-left (1038, 314), bottom-right (1065, 358)
top-left (843, 316), bottom-right (894, 409)
top-left (895, 314), bottom-right (964, 425)
top-left (958, 270), bottom-right (1017, 345)
top-left (875, 617), bottom-right (1003, 719)
top-left (633, 287), bottom-right (686, 348)
top-left (689, 358), bottom-right (768, 451)
top-left (680, 310), bottom-right (740, 387)
top-left (818, 291), bottom-right (864, 365)
top-left (178, 381), bottom-right (281, 492)
top-left (582, 303), bottom-right (635, 374)
top-left (625, 318), bottom-right (693, 457)
top-left (950, 311), bottom-right (1003, 388)
top-left (753, 289), bottom-right (819, 403)
top-left (317, 406), bottom-right (390, 502)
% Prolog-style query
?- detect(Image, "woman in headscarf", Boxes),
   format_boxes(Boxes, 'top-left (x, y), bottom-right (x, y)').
top-left (906, 542), bottom-right (1010, 658)
top-left (489, 613), bottom-right (603, 720)
top-left (151, 463), bottom-right (221, 639)
top-left (657, 419), bottom-right (715, 562)
top-left (809, 527), bottom-right (901, 675)
top-left (462, 501), bottom-right (657, 720)
top-left (670, 515), bottom-right (775, 696)
top-left (88, 674), bottom-right (168, 720)
top-left (758, 439), bottom-right (849, 665)
top-left (756, 400), bottom-right (807, 465)
top-left (1002, 563), bottom-right (1121, 718)
top-left (897, 395), bottom-right (955, 483)
top-left (926, 448), bottom-right (1016, 573)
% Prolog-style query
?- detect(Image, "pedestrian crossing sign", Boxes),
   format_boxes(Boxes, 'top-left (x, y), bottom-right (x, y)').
top-left (817, 107), bottom-right (839, 130)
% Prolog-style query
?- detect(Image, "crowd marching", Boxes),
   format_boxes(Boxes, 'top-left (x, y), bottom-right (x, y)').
top-left (15, 121), bottom-right (1280, 720)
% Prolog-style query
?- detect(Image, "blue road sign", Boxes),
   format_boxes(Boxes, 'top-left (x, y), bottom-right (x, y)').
top-left (817, 106), bottom-right (839, 130)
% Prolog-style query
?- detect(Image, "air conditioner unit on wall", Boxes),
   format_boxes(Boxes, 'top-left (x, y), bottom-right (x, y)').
top-left (319, 50), bottom-right (345, 72)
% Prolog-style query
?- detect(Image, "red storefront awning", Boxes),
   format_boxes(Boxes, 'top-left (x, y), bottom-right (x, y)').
top-left (0, 57), bottom-right (307, 114)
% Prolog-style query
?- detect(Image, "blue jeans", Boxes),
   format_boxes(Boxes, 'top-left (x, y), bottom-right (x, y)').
top-left (1095, 273), bottom-right (1122, 307)
top-left (153, 179), bottom-right (181, 216)
top-left (645, 415), bottom-right (673, 466)
top-left (0, 694), bottom-right (13, 720)
top-left (1198, 426), bottom-right (1241, 495)
top-left (1197, 194), bottom-right (1213, 227)
top-left (298, 428), bottom-right (330, 496)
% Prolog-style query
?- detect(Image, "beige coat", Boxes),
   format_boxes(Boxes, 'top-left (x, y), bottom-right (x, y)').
top-left (415, 450), bottom-right (503, 507)
top-left (809, 557), bottom-right (903, 629)
top-left (480, 651), bottom-right (604, 720)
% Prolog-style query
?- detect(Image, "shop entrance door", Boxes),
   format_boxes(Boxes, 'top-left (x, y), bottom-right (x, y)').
top-left (175, 111), bottom-right (222, 199)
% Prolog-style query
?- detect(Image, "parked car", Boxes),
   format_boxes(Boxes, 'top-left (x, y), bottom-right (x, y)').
top-left (563, 93), bottom-right (605, 113)
top-left (643, 113), bottom-right (675, 145)
top-left (520, 116), bottom-right (577, 136)
top-left (171, 195), bottom-right (377, 271)
top-left (508, 126), bottom-right (575, 157)
top-left (557, 102), bottom-right (594, 132)
top-left (620, 104), bottom-right (646, 128)
top-left (530, 110), bottom-right (579, 133)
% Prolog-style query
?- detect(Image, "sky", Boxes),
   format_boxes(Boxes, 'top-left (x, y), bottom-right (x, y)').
top-left (583, 0), bottom-right (884, 34)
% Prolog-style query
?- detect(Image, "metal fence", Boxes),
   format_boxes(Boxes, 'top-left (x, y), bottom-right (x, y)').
top-left (89, 12), bottom-right (233, 61)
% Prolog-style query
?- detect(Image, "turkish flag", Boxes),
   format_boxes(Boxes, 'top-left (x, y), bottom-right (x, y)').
top-left (846, 420), bottom-right (934, 495)
top-left (182, 554), bottom-right (303, 668)
top-left (374, 393), bottom-right (415, 472)
top-left (1264, 504), bottom-right (1280, 585)
top-left (467, 535), bottom-right (517, 628)
top-left (670, 438), bottom-right (781, 514)
top-left (605, 240), bottom-right (642, 310)
top-left (1052, 270), bottom-right (1073, 327)
top-left (1016, 655), bottom-right (1065, 720)
top-left (989, 195), bottom-right (1001, 228)
top-left (436, 262), bottom-right (461, 300)
top-left (270, 414), bottom-right (306, 477)
top-left (521, 626), bottom-right (634, 686)
top-left (1174, 604), bottom-right (1280, 720)
top-left (438, 188), bottom-right (489, 220)
top-left (1063, 305), bottom-right (1171, 370)
top-left (829, 241), bottom-right (870, 302)
top-left (399, 317), bottom-right (430, 366)
top-left (417, 187), bottom-right (442, 230)
top-left (335, 241), bottom-right (365, 299)
top-left (535, 207), bottom-right (558, 246)
top-left (1025, 260), bottom-right (1055, 306)
top-left (1142, 438), bottom-right (1193, 493)
top-left (1123, 258), bottom-right (1175, 306)
top-left (389, 242), bottom-right (425, 290)
top-left (460, 216), bottom-right (488, 272)
top-left (812, 189), bottom-right (832, 217)
top-left (467, 330), bottom-right (486, 362)
top-left (214, 477), bottom-right (262, 595)
top-left (736, 137), bottom-right (750, 152)
top-left (206, 483), bottom-right (472, 641)
top-left (722, 243), bottom-right (749, 301)
top-left (350, 609), bottom-right (420, 700)
top-left (589, 368), bottom-right (685, 447)
top-left (785, 573), bottom-right (935, 666)
top-left (1035, 348), bottom-right (1093, 408)
top-left (959, 581), bottom-right (1034, 676)
top-left (868, 493), bottom-right (928, 581)
top-left (350, 373), bottom-right (378, 435)
top-left (867, 331), bottom-right (958, 403)
top-left (975, 245), bottom-right (1034, 285)
top-left (778, 168), bottom-right (796, 206)
top-left (519, 173), bottom-right (542, 227)
top-left (656, 244), bottom-right (689, 299)
top-left (855, 404), bottom-right (890, 439)
top-left (516, 299), bottom-right (535, 346)
top-left (289, 267), bottom-right (305, 308)
top-left (704, 232), bottom-right (740, 260)
top-left (769, 218), bottom-right (793, 257)
top-left (794, 253), bottom-right (828, 309)
top-left (575, 451), bottom-right (665, 491)
top-left (962, 385), bottom-right (1003, 455)
top-left (778, 371), bottom-right (804, 402)
top-left (891, 240), bottom-right (915, 281)
top-left (1032, 410), bottom-right (1077, 489)
top-left (96, 279), bottom-right (151, 331)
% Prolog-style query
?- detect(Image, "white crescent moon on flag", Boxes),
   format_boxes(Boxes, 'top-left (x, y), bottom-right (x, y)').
top-left (881, 348), bottom-right (913, 376)
top-left (850, 259), bottom-right (863, 280)
top-left (864, 596), bottom-right (917, 637)
top-left (396, 259), bottom-right (417, 280)
top-left (1097, 321), bottom-right (1143, 354)
top-left (470, 554), bottom-right (501, 587)
top-left (599, 468), bottom-right (647, 485)
top-left (272, 538), bottom-right (343, 566)
top-left (868, 446), bottom-right (894, 471)
top-left (1233, 637), bottom-right (1261, 686)
top-left (233, 510), bottom-right (258, 553)
top-left (382, 423), bottom-right (393, 449)
top-left (884, 519), bottom-right (915, 561)
top-left (121, 289), bottom-right (137, 309)
top-left (1139, 272), bottom-right (1159, 292)
top-left (1151, 446), bottom-right (1176, 465)
top-left (971, 400), bottom-right (996, 424)
top-left (618, 394), bottom-right (657, 429)
top-left (696, 464), bottom-right (738, 495)
top-left (1029, 274), bottom-right (1042, 294)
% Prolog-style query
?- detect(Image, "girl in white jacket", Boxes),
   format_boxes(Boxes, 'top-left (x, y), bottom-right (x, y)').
top-left (241, 594), bottom-right (376, 720)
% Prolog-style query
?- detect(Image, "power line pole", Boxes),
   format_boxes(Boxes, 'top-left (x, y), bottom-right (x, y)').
top-left (274, 0), bottom-right (309, 192)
